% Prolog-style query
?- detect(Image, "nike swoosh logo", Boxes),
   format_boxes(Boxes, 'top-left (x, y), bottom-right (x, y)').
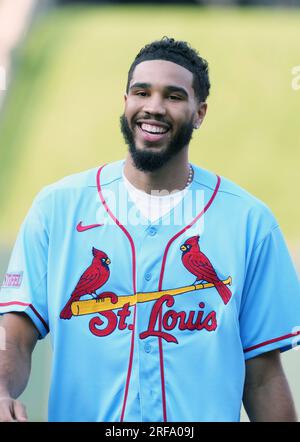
top-left (76, 221), bottom-right (104, 232)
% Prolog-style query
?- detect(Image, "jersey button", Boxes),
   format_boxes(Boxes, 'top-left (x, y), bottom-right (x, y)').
top-left (145, 272), bottom-right (152, 281)
top-left (148, 227), bottom-right (157, 236)
top-left (144, 342), bottom-right (151, 353)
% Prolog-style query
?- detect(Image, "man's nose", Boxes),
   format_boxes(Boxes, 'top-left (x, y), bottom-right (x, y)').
top-left (143, 94), bottom-right (166, 116)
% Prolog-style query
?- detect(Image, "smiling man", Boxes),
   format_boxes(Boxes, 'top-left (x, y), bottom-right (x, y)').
top-left (0, 37), bottom-right (300, 423)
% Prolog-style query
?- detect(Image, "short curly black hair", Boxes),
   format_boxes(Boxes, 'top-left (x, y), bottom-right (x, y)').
top-left (126, 37), bottom-right (210, 103)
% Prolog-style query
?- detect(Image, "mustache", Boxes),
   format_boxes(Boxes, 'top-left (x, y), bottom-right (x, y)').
top-left (133, 115), bottom-right (172, 128)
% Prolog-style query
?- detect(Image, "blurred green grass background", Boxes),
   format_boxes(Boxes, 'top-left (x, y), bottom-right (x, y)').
top-left (0, 5), bottom-right (299, 421)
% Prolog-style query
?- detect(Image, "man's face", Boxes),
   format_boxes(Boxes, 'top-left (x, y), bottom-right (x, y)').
top-left (120, 59), bottom-right (206, 172)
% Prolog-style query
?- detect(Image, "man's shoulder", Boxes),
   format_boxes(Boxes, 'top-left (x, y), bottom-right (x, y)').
top-left (34, 160), bottom-right (124, 204)
top-left (192, 164), bottom-right (277, 224)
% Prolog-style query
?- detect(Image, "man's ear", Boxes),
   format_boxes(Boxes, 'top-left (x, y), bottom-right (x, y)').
top-left (124, 93), bottom-right (128, 103)
top-left (194, 102), bottom-right (207, 129)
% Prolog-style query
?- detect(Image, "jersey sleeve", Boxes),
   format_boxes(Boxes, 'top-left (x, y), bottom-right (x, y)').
top-left (240, 225), bottom-right (300, 360)
top-left (0, 197), bottom-right (49, 339)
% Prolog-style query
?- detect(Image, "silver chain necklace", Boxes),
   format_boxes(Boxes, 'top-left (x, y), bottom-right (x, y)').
top-left (185, 164), bottom-right (194, 188)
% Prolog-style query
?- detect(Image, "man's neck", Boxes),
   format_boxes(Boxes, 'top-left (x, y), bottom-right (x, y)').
top-left (123, 150), bottom-right (190, 195)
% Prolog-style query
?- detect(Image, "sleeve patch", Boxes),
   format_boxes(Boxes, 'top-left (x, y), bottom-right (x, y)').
top-left (1, 272), bottom-right (23, 289)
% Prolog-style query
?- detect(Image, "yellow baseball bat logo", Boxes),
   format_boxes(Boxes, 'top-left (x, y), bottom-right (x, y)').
top-left (71, 277), bottom-right (232, 316)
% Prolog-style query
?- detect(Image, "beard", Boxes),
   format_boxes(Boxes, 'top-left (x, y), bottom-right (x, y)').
top-left (120, 114), bottom-right (194, 172)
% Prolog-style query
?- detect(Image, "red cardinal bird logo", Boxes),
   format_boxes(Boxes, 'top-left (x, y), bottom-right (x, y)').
top-left (60, 247), bottom-right (111, 320)
top-left (180, 235), bottom-right (232, 305)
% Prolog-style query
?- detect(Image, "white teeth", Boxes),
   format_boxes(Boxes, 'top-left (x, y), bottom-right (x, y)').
top-left (141, 123), bottom-right (168, 134)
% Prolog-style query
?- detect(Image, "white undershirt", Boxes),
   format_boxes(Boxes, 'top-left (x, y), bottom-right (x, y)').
top-left (122, 171), bottom-right (188, 223)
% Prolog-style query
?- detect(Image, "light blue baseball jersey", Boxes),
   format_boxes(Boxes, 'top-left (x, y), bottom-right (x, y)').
top-left (1, 159), bottom-right (300, 422)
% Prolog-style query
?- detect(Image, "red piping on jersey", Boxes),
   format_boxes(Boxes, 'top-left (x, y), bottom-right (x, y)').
top-left (96, 164), bottom-right (137, 423)
top-left (158, 174), bottom-right (221, 422)
top-left (0, 301), bottom-right (49, 332)
top-left (244, 330), bottom-right (300, 353)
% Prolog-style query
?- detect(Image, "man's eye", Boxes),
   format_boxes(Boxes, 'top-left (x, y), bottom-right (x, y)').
top-left (169, 95), bottom-right (182, 101)
top-left (136, 91), bottom-right (147, 97)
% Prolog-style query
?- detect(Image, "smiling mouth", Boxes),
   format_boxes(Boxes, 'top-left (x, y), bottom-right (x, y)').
top-left (137, 122), bottom-right (170, 135)
top-left (135, 121), bottom-right (171, 144)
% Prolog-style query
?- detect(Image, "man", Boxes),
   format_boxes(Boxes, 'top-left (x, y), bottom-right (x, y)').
top-left (0, 37), bottom-right (299, 422)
